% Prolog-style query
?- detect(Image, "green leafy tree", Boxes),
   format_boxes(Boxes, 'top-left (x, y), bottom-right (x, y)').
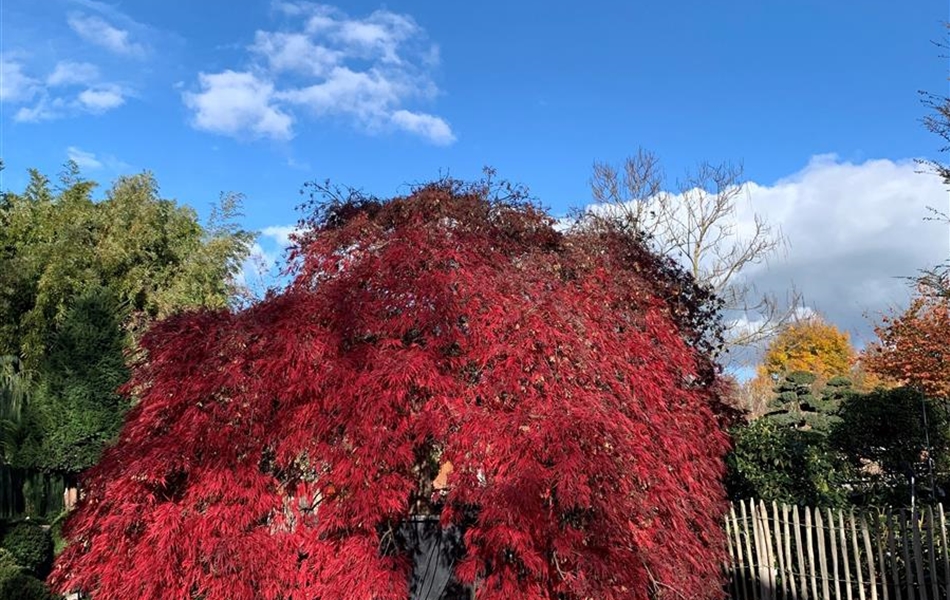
top-left (0, 165), bottom-right (254, 509)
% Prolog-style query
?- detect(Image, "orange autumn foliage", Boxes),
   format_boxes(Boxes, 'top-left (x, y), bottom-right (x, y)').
top-left (866, 293), bottom-right (950, 399)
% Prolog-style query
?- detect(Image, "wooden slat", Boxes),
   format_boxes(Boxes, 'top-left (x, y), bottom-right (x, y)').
top-left (850, 509), bottom-right (866, 600)
top-left (926, 506), bottom-right (938, 600)
top-left (782, 504), bottom-right (797, 600)
top-left (939, 504), bottom-right (949, 600)
top-left (772, 502), bottom-right (787, 599)
top-left (860, 512), bottom-right (879, 600)
top-left (753, 501), bottom-right (767, 598)
top-left (899, 510), bottom-right (914, 600)
top-left (806, 506), bottom-right (819, 600)
top-left (827, 508), bottom-right (841, 600)
top-left (872, 509), bottom-right (889, 600)
top-left (815, 508), bottom-right (830, 600)
top-left (725, 506), bottom-right (741, 600)
top-left (794, 505), bottom-right (807, 600)
top-left (911, 508), bottom-right (929, 600)
top-left (759, 501), bottom-right (777, 597)
top-left (885, 510), bottom-right (901, 599)
top-left (741, 499), bottom-right (760, 600)
top-left (750, 500), bottom-right (767, 599)
top-left (840, 510), bottom-right (854, 600)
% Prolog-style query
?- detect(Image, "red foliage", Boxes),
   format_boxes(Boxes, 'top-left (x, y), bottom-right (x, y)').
top-left (866, 290), bottom-right (950, 399)
top-left (50, 180), bottom-right (732, 600)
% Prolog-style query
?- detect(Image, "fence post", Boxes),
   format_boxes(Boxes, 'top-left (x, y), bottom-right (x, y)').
top-left (924, 506), bottom-right (938, 600)
top-left (741, 500), bottom-right (760, 600)
top-left (939, 504), bottom-right (949, 600)
top-left (910, 508), bottom-right (929, 600)
top-left (899, 510), bottom-right (914, 600)
top-left (859, 512), bottom-right (878, 600)
top-left (828, 507), bottom-right (841, 600)
top-left (806, 506), bottom-right (819, 600)
top-left (849, 509), bottom-right (866, 600)
top-left (815, 508), bottom-right (830, 600)
top-left (782, 504), bottom-right (797, 600)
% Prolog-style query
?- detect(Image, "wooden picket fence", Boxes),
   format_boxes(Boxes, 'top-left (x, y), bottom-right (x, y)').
top-left (724, 499), bottom-right (950, 600)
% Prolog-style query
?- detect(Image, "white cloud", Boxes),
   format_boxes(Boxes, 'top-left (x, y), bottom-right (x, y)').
top-left (14, 97), bottom-right (66, 122)
top-left (47, 61), bottom-right (100, 87)
top-left (66, 146), bottom-right (132, 172)
top-left (250, 31), bottom-right (341, 77)
top-left (735, 156), bottom-right (947, 342)
top-left (276, 66), bottom-right (400, 120)
top-left (598, 156), bottom-right (947, 348)
top-left (0, 58), bottom-right (40, 102)
top-left (66, 146), bottom-right (103, 169)
top-left (391, 110), bottom-right (455, 145)
top-left (67, 13), bottom-right (147, 58)
top-left (183, 70), bottom-right (294, 140)
top-left (77, 84), bottom-right (126, 112)
top-left (184, 3), bottom-right (453, 144)
top-left (262, 224), bottom-right (300, 247)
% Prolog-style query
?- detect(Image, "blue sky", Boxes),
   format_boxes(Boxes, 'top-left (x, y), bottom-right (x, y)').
top-left (1, 0), bottom-right (948, 350)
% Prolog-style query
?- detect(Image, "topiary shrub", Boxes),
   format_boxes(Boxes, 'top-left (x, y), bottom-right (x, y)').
top-left (2, 522), bottom-right (53, 578)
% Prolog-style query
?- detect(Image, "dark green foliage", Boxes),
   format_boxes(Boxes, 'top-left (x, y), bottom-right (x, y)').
top-left (14, 287), bottom-right (129, 474)
top-left (726, 419), bottom-right (850, 507)
top-left (0, 556), bottom-right (55, 600)
top-left (730, 372), bottom-right (950, 508)
top-left (2, 522), bottom-right (53, 578)
top-left (761, 371), bottom-right (849, 433)
top-left (826, 376), bottom-right (852, 388)
top-left (832, 387), bottom-right (950, 506)
top-left (786, 371), bottom-right (817, 386)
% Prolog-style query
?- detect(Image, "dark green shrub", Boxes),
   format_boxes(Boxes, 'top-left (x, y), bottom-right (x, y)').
top-left (0, 548), bottom-right (54, 600)
top-left (832, 386), bottom-right (950, 506)
top-left (726, 418), bottom-right (851, 507)
top-left (2, 522), bottom-right (53, 577)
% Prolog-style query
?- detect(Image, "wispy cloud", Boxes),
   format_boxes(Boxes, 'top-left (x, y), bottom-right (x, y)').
top-left (182, 2), bottom-right (454, 144)
top-left (66, 145), bottom-right (130, 171)
top-left (0, 58), bottom-right (41, 102)
top-left (67, 13), bottom-right (147, 58)
top-left (390, 109), bottom-right (455, 145)
top-left (14, 97), bottom-right (66, 122)
top-left (66, 146), bottom-right (103, 169)
top-left (47, 61), bottom-right (100, 87)
top-left (0, 0), bottom-right (144, 123)
top-left (77, 84), bottom-right (127, 113)
top-left (261, 225), bottom-right (300, 247)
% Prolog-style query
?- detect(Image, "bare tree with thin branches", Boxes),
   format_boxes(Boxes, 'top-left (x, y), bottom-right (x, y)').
top-left (589, 148), bottom-right (801, 356)
top-left (915, 23), bottom-right (950, 297)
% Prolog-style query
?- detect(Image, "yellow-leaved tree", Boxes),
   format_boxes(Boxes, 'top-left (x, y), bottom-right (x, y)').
top-left (760, 316), bottom-right (855, 381)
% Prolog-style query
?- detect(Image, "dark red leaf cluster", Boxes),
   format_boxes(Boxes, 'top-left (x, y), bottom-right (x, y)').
top-left (51, 179), bottom-right (732, 600)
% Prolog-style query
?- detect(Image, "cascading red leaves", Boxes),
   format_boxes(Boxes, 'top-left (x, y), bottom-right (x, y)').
top-left (50, 180), bottom-right (732, 600)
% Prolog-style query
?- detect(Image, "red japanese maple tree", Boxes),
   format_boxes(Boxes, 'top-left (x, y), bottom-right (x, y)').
top-left (50, 178), bottom-right (732, 600)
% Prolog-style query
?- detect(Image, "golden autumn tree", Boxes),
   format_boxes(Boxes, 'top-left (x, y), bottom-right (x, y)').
top-left (759, 316), bottom-right (855, 381)
top-left (865, 290), bottom-right (950, 399)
